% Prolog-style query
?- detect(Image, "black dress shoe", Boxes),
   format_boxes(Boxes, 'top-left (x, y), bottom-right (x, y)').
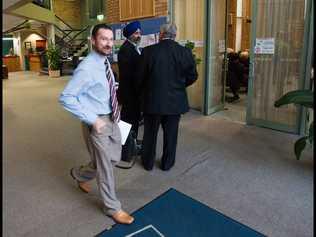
top-left (160, 163), bottom-right (174, 171)
top-left (142, 163), bottom-right (153, 171)
top-left (227, 95), bottom-right (240, 103)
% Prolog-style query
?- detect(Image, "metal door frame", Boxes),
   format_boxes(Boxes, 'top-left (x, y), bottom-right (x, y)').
top-left (203, 0), bottom-right (229, 115)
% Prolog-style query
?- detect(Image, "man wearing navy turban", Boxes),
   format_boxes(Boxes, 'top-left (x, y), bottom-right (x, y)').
top-left (117, 21), bottom-right (143, 164)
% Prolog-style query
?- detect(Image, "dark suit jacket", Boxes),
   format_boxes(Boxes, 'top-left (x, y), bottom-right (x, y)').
top-left (117, 40), bottom-right (142, 111)
top-left (138, 39), bottom-right (198, 115)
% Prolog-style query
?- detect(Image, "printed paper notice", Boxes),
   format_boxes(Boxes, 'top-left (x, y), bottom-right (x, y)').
top-left (140, 34), bottom-right (158, 48)
top-left (115, 29), bottom-right (122, 40)
top-left (255, 38), bottom-right (275, 54)
top-left (219, 40), bottom-right (225, 53)
top-left (118, 120), bottom-right (132, 145)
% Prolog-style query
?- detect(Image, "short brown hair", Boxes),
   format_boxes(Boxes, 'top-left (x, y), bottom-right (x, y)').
top-left (91, 24), bottom-right (113, 38)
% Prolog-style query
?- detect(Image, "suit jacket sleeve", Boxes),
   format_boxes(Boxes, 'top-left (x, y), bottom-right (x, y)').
top-left (136, 47), bottom-right (152, 112)
top-left (183, 47), bottom-right (198, 87)
top-left (117, 46), bottom-right (133, 104)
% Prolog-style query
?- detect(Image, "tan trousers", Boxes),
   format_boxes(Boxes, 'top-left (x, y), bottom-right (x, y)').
top-left (71, 115), bottom-right (122, 215)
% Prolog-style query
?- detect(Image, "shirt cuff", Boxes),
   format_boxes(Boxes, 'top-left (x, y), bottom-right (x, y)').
top-left (84, 113), bottom-right (98, 125)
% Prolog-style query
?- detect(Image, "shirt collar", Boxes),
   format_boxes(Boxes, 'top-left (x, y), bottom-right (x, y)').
top-left (91, 50), bottom-right (109, 65)
top-left (161, 38), bottom-right (173, 41)
top-left (127, 39), bottom-right (138, 47)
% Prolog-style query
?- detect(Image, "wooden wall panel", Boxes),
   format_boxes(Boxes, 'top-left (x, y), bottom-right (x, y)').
top-left (107, 0), bottom-right (167, 24)
top-left (227, 0), bottom-right (252, 51)
top-left (119, 0), bottom-right (155, 21)
top-left (119, 0), bottom-right (131, 20)
top-left (133, 0), bottom-right (143, 18)
top-left (227, 0), bottom-right (237, 50)
top-left (241, 0), bottom-right (251, 50)
top-left (142, 0), bottom-right (155, 17)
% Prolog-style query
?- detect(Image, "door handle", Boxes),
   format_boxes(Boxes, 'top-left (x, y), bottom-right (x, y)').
top-left (228, 13), bottom-right (233, 25)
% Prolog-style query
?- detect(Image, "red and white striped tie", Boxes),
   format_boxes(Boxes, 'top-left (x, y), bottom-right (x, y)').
top-left (105, 60), bottom-right (120, 123)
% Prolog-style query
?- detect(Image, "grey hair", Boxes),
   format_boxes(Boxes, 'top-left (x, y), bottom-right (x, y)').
top-left (160, 23), bottom-right (177, 39)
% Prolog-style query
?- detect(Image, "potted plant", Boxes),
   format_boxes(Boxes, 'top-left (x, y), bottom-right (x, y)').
top-left (275, 89), bottom-right (314, 159)
top-left (46, 44), bottom-right (61, 77)
top-left (185, 41), bottom-right (202, 65)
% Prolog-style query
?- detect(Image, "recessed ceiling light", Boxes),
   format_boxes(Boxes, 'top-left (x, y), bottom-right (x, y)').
top-left (97, 14), bottom-right (104, 21)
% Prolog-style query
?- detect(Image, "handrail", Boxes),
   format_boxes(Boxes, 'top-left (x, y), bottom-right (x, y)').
top-left (75, 38), bottom-right (88, 48)
top-left (60, 31), bottom-right (74, 42)
top-left (54, 24), bottom-right (89, 43)
top-left (4, 26), bottom-right (28, 34)
top-left (55, 14), bottom-right (73, 30)
top-left (52, 16), bottom-right (91, 58)
top-left (54, 25), bottom-right (73, 41)
top-left (67, 25), bottom-right (90, 44)
top-left (56, 36), bottom-right (72, 48)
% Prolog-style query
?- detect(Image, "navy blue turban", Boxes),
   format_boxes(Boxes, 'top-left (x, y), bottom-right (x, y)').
top-left (123, 21), bottom-right (141, 38)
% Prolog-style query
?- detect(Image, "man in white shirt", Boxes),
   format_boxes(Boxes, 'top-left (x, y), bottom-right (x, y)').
top-left (59, 24), bottom-right (134, 225)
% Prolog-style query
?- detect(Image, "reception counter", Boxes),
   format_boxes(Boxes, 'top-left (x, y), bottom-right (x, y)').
top-left (2, 55), bottom-right (21, 72)
top-left (28, 54), bottom-right (42, 72)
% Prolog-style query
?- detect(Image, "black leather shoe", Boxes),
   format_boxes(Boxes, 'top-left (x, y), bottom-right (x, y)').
top-left (142, 163), bottom-right (153, 171)
top-left (227, 95), bottom-right (240, 103)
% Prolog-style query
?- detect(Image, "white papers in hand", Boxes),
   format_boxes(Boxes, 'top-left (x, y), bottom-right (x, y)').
top-left (118, 120), bottom-right (132, 145)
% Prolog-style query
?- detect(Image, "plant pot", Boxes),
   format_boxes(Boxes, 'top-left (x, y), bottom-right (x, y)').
top-left (49, 70), bottom-right (60, 78)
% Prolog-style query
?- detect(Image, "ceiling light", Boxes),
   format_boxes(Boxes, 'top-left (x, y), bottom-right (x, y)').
top-left (97, 14), bottom-right (104, 21)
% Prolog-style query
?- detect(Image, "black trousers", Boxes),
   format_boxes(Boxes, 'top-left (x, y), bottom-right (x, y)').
top-left (141, 114), bottom-right (181, 170)
top-left (120, 105), bottom-right (140, 162)
top-left (227, 74), bottom-right (240, 96)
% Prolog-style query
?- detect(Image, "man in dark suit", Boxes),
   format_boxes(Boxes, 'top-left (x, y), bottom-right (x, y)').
top-left (226, 52), bottom-right (244, 103)
top-left (117, 21), bottom-right (142, 162)
top-left (138, 23), bottom-right (198, 171)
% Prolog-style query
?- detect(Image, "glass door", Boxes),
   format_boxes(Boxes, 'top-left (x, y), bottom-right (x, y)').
top-left (204, 0), bottom-right (229, 114)
top-left (246, 0), bottom-right (313, 133)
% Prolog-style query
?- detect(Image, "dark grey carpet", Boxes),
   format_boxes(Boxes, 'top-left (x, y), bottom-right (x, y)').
top-left (3, 72), bottom-right (313, 237)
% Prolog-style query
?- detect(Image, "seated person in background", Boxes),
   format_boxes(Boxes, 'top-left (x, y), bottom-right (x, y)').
top-left (238, 51), bottom-right (250, 92)
top-left (226, 52), bottom-right (244, 103)
top-left (227, 48), bottom-right (234, 54)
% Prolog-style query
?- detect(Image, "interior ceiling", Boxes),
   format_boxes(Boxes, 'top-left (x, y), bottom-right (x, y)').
top-left (3, 0), bottom-right (23, 9)
top-left (3, 0), bottom-right (45, 32)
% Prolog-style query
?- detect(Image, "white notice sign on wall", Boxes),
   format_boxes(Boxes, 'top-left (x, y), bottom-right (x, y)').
top-left (218, 40), bottom-right (225, 53)
top-left (115, 29), bottom-right (122, 40)
top-left (254, 38), bottom-right (275, 54)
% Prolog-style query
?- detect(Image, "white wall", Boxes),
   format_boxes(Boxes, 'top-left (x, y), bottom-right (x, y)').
top-left (23, 33), bottom-right (45, 52)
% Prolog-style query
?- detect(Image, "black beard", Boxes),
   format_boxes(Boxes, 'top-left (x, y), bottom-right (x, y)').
top-left (130, 37), bottom-right (141, 44)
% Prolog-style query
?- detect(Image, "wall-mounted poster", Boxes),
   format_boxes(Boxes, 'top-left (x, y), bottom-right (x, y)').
top-left (254, 38), bottom-right (275, 54)
top-left (109, 17), bottom-right (167, 62)
top-left (140, 33), bottom-right (159, 48)
top-left (115, 29), bottom-right (122, 40)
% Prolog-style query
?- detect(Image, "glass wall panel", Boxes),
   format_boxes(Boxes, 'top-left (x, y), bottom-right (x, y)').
top-left (250, 0), bottom-right (307, 128)
top-left (174, 0), bottom-right (205, 111)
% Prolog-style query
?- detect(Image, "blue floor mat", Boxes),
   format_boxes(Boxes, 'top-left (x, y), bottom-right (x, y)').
top-left (96, 188), bottom-right (266, 237)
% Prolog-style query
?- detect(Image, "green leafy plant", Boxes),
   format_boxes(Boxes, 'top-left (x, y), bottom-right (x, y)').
top-left (274, 89), bottom-right (314, 159)
top-left (46, 44), bottom-right (61, 70)
top-left (185, 41), bottom-right (202, 65)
